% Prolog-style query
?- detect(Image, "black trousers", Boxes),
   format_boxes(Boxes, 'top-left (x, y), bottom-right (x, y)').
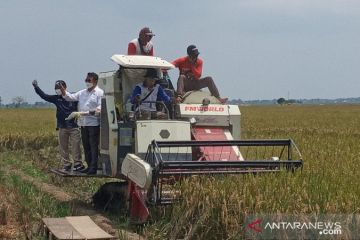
top-left (81, 126), bottom-right (100, 171)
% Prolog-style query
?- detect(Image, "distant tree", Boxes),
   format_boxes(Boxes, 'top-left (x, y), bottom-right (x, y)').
top-left (12, 96), bottom-right (25, 108)
top-left (277, 97), bottom-right (286, 105)
top-left (0, 96), bottom-right (2, 106)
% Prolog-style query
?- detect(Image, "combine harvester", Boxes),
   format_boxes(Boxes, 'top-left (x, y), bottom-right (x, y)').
top-left (53, 55), bottom-right (303, 223)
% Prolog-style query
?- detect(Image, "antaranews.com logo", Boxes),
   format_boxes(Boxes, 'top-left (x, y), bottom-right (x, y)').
top-left (243, 214), bottom-right (359, 239)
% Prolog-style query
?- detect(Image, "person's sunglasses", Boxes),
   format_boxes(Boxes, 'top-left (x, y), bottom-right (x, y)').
top-left (85, 78), bottom-right (92, 82)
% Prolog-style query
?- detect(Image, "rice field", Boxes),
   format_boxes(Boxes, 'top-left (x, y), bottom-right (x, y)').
top-left (1, 105), bottom-right (360, 239)
top-left (145, 104), bottom-right (360, 239)
top-left (0, 108), bottom-right (57, 150)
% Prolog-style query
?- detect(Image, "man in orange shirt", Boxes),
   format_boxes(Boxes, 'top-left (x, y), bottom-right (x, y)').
top-left (172, 45), bottom-right (227, 103)
top-left (128, 27), bottom-right (155, 56)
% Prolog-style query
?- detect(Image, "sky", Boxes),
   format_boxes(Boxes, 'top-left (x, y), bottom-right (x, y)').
top-left (1, 0), bottom-right (360, 104)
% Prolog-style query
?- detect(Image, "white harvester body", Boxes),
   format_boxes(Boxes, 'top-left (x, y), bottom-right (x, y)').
top-left (51, 54), bottom-right (302, 224)
top-left (96, 55), bottom-right (242, 178)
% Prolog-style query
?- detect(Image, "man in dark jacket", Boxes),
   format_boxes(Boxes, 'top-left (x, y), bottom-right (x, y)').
top-left (32, 80), bottom-right (84, 172)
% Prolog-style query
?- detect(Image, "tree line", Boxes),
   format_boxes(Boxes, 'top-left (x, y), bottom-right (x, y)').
top-left (0, 96), bottom-right (53, 108)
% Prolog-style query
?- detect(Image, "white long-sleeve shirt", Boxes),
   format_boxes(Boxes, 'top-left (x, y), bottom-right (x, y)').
top-left (64, 86), bottom-right (104, 126)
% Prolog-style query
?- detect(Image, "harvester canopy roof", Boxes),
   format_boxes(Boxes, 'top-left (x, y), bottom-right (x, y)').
top-left (111, 54), bottom-right (175, 70)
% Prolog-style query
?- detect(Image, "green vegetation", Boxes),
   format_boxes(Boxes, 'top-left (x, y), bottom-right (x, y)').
top-left (7, 174), bottom-right (71, 218)
top-left (0, 109), bottom-right (57, 151)
top-left (144, 105), bottom-right (360, 239)
top-left (1, 106), bottom-right (360, 239)
top-left (0, 168), bottom-right (71, 239)
top-left (0, 108), bottom-right (115, 238)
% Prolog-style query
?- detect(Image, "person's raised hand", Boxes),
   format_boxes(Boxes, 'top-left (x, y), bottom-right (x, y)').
top-left (58, 82), bottom-right (66, 95)
top-left (32, 79), bottom-right (38, 87)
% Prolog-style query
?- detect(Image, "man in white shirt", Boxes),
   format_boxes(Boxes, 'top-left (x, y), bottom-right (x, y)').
top-left (60, 72), bottom-right (104, 175)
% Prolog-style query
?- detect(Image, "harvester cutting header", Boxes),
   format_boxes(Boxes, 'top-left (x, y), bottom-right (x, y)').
top-left (53, 54), bottom-right (303, 223)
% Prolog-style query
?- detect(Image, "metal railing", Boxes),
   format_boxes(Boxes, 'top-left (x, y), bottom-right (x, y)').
top-left (144, 139), bottom-right (303, 205)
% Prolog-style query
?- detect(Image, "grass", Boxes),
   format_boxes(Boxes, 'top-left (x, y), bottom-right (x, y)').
top-left (1, 151), bottom-right (50, 181)
top-left (0, 108), bottom-right (117, 237)
top-left (0, 108), bottom-right (56, 135)
top-left (1, 105), bottom-right (360, 239)
top-left (0, 108), bottom-right (112, 198)
top-left (144, 105), bottom-right (360, 239)
top-left (8, 175), bottom-right (71, 218)
top-left (0, 108), bottom-right (57, 151)
top-left (0, 168), bottom-right (71, 239)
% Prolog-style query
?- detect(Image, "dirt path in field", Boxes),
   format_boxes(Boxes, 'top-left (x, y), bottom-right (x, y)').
top-left (15, 170), bottom-right (73, 202)
top-left (7, 169), bottom-right (144, 240)
top-left (0, 186), bottom-right (25, 239)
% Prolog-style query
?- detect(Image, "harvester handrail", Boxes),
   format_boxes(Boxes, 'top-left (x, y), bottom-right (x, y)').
top-left (148, 139), bottom-right (303, 164)
top-left (153, 139), bottom-right (293, 147)
top-left (290, 138), bottom-right (303, 160)
top-left (156, 160), bottom-right (303, 176)
top-left (145, 140), bottom-right (164, 167)
top-left (145, 139), bottom-right (304, 207)
top-left (160, 160), bottom-right (302, 166)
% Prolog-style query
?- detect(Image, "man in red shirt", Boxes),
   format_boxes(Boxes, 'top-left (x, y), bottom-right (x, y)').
top-left (172, 45), bottom-right (227, 103)
top-left (128, 27), bottom-right (155, 56)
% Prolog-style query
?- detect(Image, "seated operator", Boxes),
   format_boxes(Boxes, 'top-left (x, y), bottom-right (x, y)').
top-left (131, 68), bottom-right (175, 119)
top-left (172, 45), bottom-right (227, 104)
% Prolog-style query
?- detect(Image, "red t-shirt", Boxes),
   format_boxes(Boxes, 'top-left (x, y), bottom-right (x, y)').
top-left (172, 56), bottom-right (203, 80)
